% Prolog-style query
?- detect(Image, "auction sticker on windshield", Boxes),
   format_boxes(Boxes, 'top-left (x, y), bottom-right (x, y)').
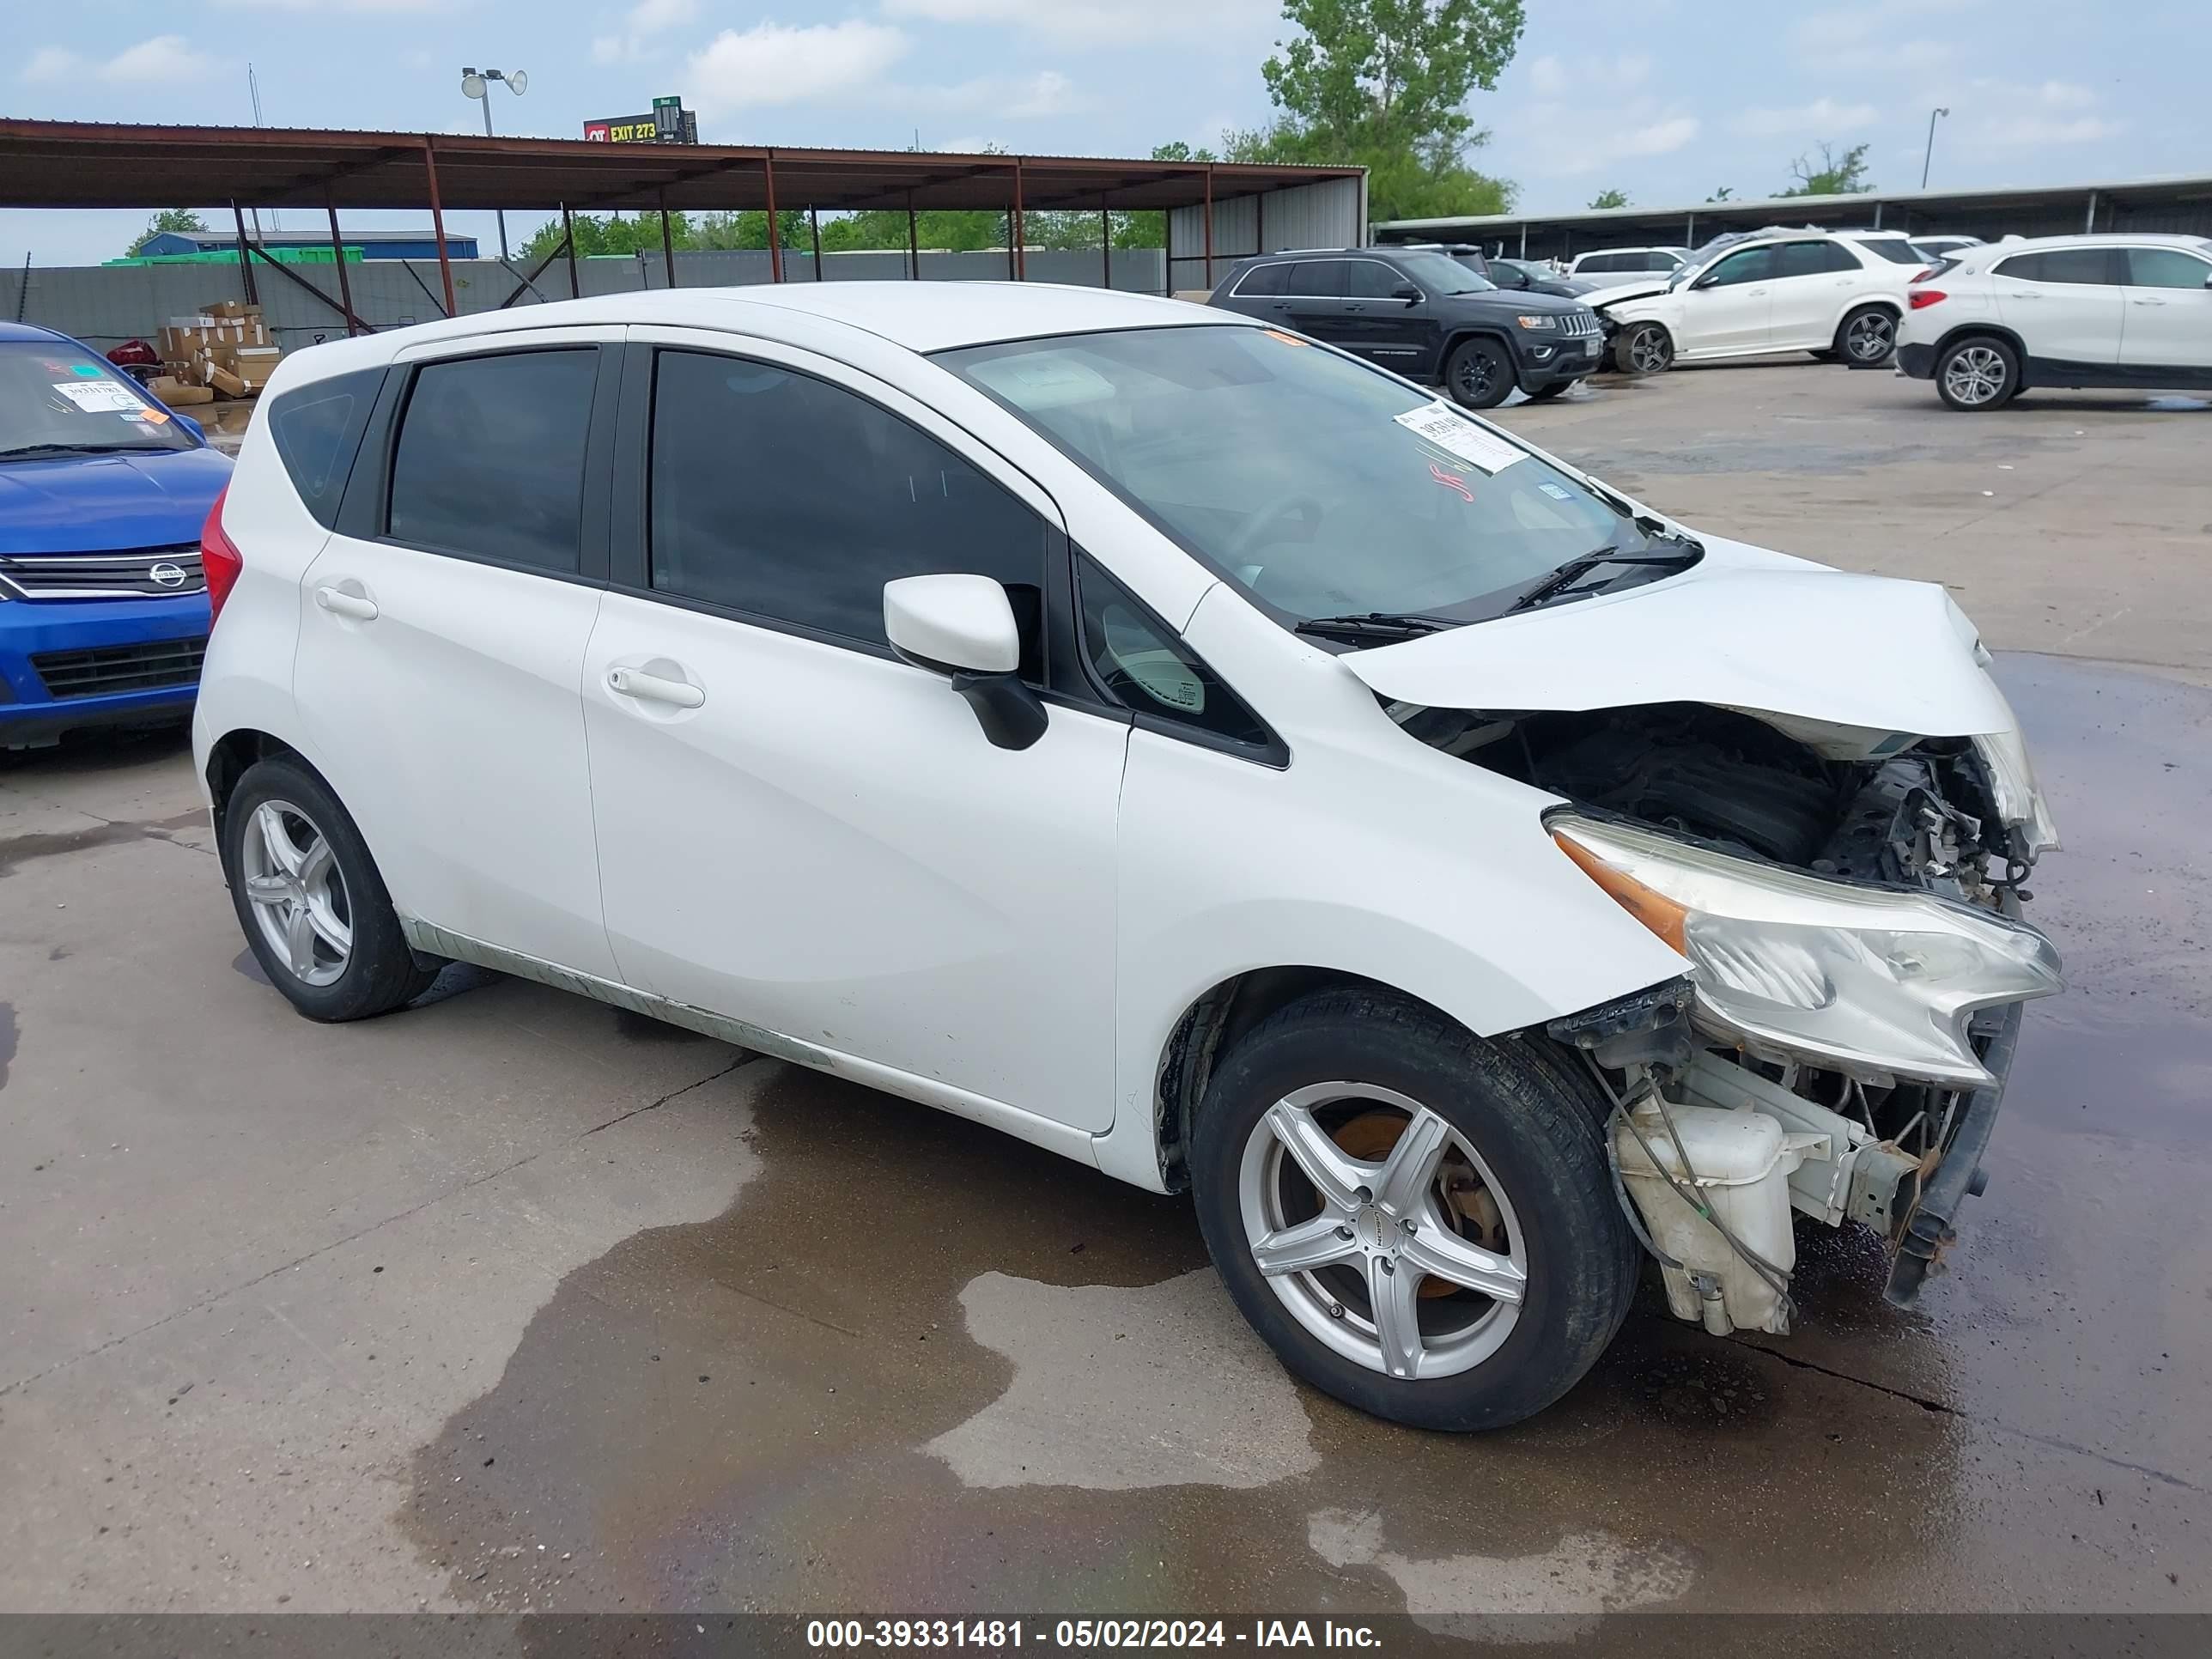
top-left (1392, 402), bottom-right (1526, 474)
top-left (53, 380), bottom-right (143, 414)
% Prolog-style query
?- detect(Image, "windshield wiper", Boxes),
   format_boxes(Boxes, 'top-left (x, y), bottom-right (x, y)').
top-left (0, 442), bottom-right (146, 460)
top-left (1508, 545), bottom-right (1703, 613)
top-left (1293, 611), bottom-right (1462, 644)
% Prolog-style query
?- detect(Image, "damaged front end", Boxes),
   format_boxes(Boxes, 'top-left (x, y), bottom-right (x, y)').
top-left (1407, 696), bottom-right (2063, 1328)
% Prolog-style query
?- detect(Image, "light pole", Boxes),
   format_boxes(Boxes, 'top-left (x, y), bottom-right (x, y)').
top-left (461, 66), bottom-right (528, 261)
top-left (1921, 106), bottom-right (1949, 191)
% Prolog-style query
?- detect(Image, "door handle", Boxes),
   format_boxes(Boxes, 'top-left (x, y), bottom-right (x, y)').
top-left (314, 586), bottom-right (378, 622)
top-left (1747, 288), bottom-right (1768, 296)
top-left (2130, 297), bottom-right (2168, 307)
top-left (607, 665), bottom-right (704, 709)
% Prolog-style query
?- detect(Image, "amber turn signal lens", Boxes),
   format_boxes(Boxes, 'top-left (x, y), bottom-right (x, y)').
top-left (1553, 832), bottom-right (1689, 955)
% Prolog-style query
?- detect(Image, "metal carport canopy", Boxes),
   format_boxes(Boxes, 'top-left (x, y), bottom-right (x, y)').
top-left (0, 119), bottom-right (1363, 215)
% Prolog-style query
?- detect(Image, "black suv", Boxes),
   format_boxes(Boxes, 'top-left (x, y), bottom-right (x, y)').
top-left (1207, 246), bottom-right (1604, 408)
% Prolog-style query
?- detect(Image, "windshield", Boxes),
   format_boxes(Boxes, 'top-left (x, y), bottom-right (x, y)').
top-left (940, 325), bottom-right (1673, 631)
top-left (1390, 251), bottom-right (1496, 294)
top-left (0, 343), bottom-right (195, 459)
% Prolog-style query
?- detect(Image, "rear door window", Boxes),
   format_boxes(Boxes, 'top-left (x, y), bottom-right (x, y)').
top-left (386, 349), bottom-right (599, 573)
top-left (267, 368), bottom-right (382, 529)
top-left (1285, 260), bottom-right (1349, 298)
top-left (1850, 239), bottom-right (1925, 265)
top-left (1780, 241), bottom-right (1860, 276)
top-left (1996, 249), bottom-right (2120, 285)
top-left (1346, 260), bottom-right (1407, 299)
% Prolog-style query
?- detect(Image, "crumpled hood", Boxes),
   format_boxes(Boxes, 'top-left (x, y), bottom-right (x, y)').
top-left (1339, 538), bottom-right (2017, 741)
top-left (1587, 278), bottom-right (1675, 310)
top-left (0, 447), bottom-right (232, 556)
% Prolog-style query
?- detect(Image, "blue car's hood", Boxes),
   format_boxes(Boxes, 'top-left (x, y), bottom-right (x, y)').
top-left (0, 447), bottom-right (233, 555)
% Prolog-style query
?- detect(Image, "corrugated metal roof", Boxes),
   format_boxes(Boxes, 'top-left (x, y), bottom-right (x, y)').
top-left (0, 119), bottom-right (1364, 216)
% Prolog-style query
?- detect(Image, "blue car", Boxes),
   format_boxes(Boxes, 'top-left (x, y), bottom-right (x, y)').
top-left (1, 321), bottom-right (232, 747)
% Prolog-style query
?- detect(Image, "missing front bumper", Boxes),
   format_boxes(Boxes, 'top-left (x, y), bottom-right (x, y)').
top-left (1883, 999), bottom-right (2024, 1307)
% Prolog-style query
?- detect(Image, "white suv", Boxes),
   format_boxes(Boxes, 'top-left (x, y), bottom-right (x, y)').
top-left (193, 284), bottom-right (2062, 1430)
top-left (1589, 228), bottom-right (1916, 372)
top-left (1562, 246), bottom-right (1688, 289)
top-left (1896, 233), bottom-right (2212, 409)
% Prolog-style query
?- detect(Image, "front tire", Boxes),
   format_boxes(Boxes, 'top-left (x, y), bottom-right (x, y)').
top-left (1838, 304), bottom-right (1897, 366)
top-left (1935, 335), bottom-right (2021, 410)
top-left (222, 757), bottom-right (437, 1021)
top-left (1443, 337), bottom-right (1514, 410)
top-left (1189, 988), bottom-right (1638, 1431)
top-left (1522, 380), bottom-right (1572, 402)
top-left (1617, 321), bottom-right (1673, 375)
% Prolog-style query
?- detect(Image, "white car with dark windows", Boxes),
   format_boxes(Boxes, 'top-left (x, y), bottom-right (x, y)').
top-left (1589, 228), bottom-right (1914, 373)
top-left (194, 283), bottom-right (2062, 1430)
top-left (1562, 247), bottom-right (1689, 289)
top-left (1896, 233), bottom-right (2212, 410)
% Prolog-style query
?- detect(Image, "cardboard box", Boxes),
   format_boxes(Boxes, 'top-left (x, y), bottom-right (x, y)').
top-left (149, 377), bottom-right (215, 406)
top-left (203, 300), bottom-right (262, 319)
top-left (207, 366), bottom-right (250, 398)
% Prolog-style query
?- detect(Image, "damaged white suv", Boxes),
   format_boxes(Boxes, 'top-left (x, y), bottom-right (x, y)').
top-left (193, 284), bottom-right (2061, 1431)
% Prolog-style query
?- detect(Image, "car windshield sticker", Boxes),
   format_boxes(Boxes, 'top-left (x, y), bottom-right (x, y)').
top-left (1536, 480), bottom-right (1573, 501)
top-left (69, 362), bottom-right (106, 377)
top-left (1427, 462), bottom-right (1475, 503)
top-left (1261, 329), bottom-right (1310, 347)
top-left (1392, 402), bottom-right (1526, 473)
top-left (53, 380), bottom-right (143, 414)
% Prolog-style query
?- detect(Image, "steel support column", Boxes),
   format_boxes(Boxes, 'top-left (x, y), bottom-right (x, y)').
top-left (562, 204), bottom-right (580, 297)
top-left (421, 139), bottom-right (456, 316)
top-left (1202, 165), bottom-right (1215, 289)
top-left (1163, 204), bottom-right (1173, 295)
top-left (2084, 189), bottom-right (2099, 233)
top-left (908, 196), bottom-right (920, 279)
top-left (1101, 201), bottom-right (1110, 290)
top-left (230, 199), bottom-right (258, 305)
top-left (811, 206), bottom-right (823, 283)
top-left (325, 191), bottom-right (355, 335)
top-left (659, 189), bottom-right (677, 288)
top-left (1012, 156), bottom-right (1026, 280)
top-left (763, 154), bottom-right (783, 283)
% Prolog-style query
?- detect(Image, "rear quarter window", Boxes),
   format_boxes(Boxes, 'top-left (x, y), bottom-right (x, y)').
top-left (266, 367), bottom-right (384, 529)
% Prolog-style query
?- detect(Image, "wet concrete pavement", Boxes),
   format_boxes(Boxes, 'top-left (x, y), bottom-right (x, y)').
top-left (3, 366), bottom-right (2209, 1622)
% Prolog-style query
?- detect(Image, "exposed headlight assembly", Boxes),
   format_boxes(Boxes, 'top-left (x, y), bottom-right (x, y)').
top-left (1974, 724), bottom-right (2061, 857)
top-left (1551, 813), bottom-right (2062, 1087)
top-left (1514, 314), bottom-right (1558, 329)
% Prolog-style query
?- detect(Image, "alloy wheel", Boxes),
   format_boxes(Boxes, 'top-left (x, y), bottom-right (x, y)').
top-left (1846, 310), bottom-right (1895, 362)
top-left (1237, 1082), bottom-right (1527, 1381)
top-left (1942, 345), bottom-right (2008, 405)
top-left (240, 799), bottom-right (353, 988)
top-left (1454, 350), bottom-right (1498, 402)
top-left (1627, 325), bottom-right (1671, 374)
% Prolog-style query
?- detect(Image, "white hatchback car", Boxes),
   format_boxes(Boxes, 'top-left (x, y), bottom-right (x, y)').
top-left (194, 284), bottom-right (2063, 1430)
top-left (1590, 228), bottom-right (1918, 372)
top-left (1896, 233), bottom-right (2212, 409)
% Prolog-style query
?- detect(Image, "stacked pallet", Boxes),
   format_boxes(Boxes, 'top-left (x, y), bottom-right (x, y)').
top-left (150, 301), bottom-right (282, 404)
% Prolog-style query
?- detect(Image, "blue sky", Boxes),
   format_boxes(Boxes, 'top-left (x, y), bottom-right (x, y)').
top-left (5, 0), bottom-right (2205, 266)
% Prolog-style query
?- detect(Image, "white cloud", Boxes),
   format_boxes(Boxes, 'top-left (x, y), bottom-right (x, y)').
top-left (26, 36), bottom-right (216, 86)
top-left (1954, 78), bottom-right (2121, 150)
top-left (216, 0), bottom-right (446, 10)
top-left (629, 0), bottom-right (698, 31)
top-left (880, 0), bottom-right (1272, 45)
top-left (1531, 112), bottom-right (1700, 177)
top-left (687, 21), bottom-right (911, 115)
top-left (1730, 97), bottom-right (1881, 138)
top-left (1528, 52), bottom-right (1648, 97)
top-left (932, 136), bottom-right (998, 155)
top-left (1975, 113), bottom-right (2122, 147)
top-left (21, 47), bottom-right (78, 84)
top-left (591, 36), bottom-right (630, 65)
top-left (915, 70), bottom-right (1090, 120)
top-left (2033, 79), bottom-right (2098, 109)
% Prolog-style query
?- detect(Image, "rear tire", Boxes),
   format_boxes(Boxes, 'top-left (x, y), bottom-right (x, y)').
top-left (222, 757), bottom-right (437, 1022)
top-left (1837, 304), bottom-right (1897, 366)
top-left (1616, 321), bottom-right (1673, 375)
top-left (1188, 988), bottom-right (1638, 1431)
top-left (1443, 337), bottom-right (1515, 410)
top-left (1934, 335), bottom-right (2021, 410)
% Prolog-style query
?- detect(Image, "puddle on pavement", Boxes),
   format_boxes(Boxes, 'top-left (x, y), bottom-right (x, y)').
top-left (399, 655), bottom-right (2212, 1619)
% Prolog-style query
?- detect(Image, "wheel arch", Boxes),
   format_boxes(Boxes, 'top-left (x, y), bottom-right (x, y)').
top-left (1149, 966), bottom-right (1474, 1194)
top-left (204, 728), bottom-right (319, 851)
top-left (1929, 319), bottom-right (2028, 366)
top-left (1439, 325), bottom-right (1517, 369)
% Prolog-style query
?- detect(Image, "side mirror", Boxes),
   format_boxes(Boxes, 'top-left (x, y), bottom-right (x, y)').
top-left (1690, 273), bottom-right (1718, 290)
top-left (170, 410), bottom-right (206, 444)
top-left (884, 574), bottom-right (1047, 751)
top-left (1393, 284), bottom-right (1423, 304)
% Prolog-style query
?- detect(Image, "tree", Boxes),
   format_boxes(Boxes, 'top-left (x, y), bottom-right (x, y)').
top-left (127, 209), bottom-right (209, 257)
top-left (1588, 188), bottom-right (1629, 209)
top-left (1779, 142), bottom-right (1872, 197)
top-left (1705, 185), bottom-right (1735, 202)
top-left (1250, 0), bottom-right (1522, 221)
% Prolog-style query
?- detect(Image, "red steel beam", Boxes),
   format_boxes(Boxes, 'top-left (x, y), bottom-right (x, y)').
top-left (421, 138), bottom-right (456, 317)
top-left (1203, 164), bottom-right (1215, 289)
top-left (763, 153), bottom-right (783, 283)
top-left (325, 193), bottom-right (358, 336)
top-left (229, 199), bottom-right (258, 306)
